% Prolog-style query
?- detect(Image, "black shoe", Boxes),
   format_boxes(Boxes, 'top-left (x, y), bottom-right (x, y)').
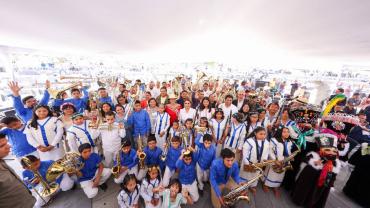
top-left (99, 183), bottom-right (108, 191)
top-left (198, 188), bottom-right (204, 196)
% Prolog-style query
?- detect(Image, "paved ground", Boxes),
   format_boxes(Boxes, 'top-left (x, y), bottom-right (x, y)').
top-left (5, 155), bottom-right (362, 208)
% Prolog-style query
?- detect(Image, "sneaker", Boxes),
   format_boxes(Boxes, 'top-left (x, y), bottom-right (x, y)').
top-left (99, 183), bottom-right (108, 191)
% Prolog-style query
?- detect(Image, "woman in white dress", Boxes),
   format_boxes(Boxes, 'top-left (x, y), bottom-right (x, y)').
top-left (178, 99), bottom-right (196, 126)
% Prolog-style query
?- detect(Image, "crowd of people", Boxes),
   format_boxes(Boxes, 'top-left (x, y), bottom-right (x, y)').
top-left (0, 75), bottom-right (369, 208)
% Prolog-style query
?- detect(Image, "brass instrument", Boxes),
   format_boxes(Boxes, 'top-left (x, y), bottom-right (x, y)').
top-left (48, 82), bottom-right (80, 99)
top-left (21, 157), bottom-right (59, 198)
top-left (112, 152), bottom-right (121, 178)
top-left (223, 165), bottom-right (264, 206)
top-left (243, 159), bottom-right (276, 172)
top-left (160, 138), bottom-right (170, 162)
top-left (180, 126), bottom-right (191, 155)
top-left (194, 126), bottom-right (207, 134)
top-left (272, 149), bottom-right (301, 173)
top-left (46, 152), bottom-right (84, 182)
top-left (137, 134), bottom-right (147, 169)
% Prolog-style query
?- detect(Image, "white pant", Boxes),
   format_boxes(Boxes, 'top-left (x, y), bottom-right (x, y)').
top-left (196, 163), bottom-right (210, 190)
top-left (215, 144), bottom-right (223, 158)
top-left (80, 168), bottom-right (112, 198)
top-left (137, 167), bottom-right (148, 181)
top-left (37, 145), bottom-right (64, 161)
top-left (162, 166), bottom-right (177, 187)
top-left (155, 133), bottom-right (167, 151)
top-left (182, 180), bottom-right (199, 202)
top-left (34, 173), bottom-right (74, 208)
top-left (103, 150), bottom-right (117, 168)
top-left (114, 165), bottom-right (138, 184)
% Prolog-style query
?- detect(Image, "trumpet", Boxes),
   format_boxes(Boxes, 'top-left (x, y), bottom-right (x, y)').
top-left (137, 135), bottom-right (146, 169)
top-left (21, 157), bottom-right (59, 198)
top-left (112, 152), bottom-right (121, 178)
top-left (48, 82), bottom-right (80, 99)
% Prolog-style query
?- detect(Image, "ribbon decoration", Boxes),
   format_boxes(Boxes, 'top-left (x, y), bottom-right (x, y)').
top-left (292, 125), bottom-right (315, 149)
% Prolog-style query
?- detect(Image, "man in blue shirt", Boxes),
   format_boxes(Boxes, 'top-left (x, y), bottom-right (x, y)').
top-left (195, 134), bottom-right (216, 195)
top-left (98, 87), bottom-right (113, 106)
top-left (210, 148), bottom-right (246, 208)
top-left (137, 136), bottom-right (163, 180)
top-left (8, 81), bottom-right (50, 123)
top-left (77, 143), bottom-right (111, 198)
top-left (127, 100), bottom-right (151, 147)
top-left (176, 147), bottom-right (200, 203)
top-left (0, 117), bottom-right (37, 159)
top-left (53, 85), bottom-right (89, 113)
top-left (113, 140), bottom-right (138, 184)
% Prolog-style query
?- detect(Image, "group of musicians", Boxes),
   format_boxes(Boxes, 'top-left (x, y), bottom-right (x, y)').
top-left (0, 76), bottom-right (369, 208)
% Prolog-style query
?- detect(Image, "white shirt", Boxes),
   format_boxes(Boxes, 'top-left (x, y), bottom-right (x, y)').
top-left (197, 108), bottom-right (214, 122)
top-left (149, 87), bottom-right (160, 99)
top-left (154, 112), bottom-right (170, 135)
top-left (236, 99), bottom-right (245, 110)
top-left (92, 122), bottom-right (125, 152)
top-left (160, 189), bottom-right (187, 208)
top-left (218, 103), bottom-right (238, 120)
top-left (25, 116), bottom-right (64, 148)
top-left (117, 184), bottom-right (141, 208)
top-left (140, 178), bottom-right (161, 202)
top-left (66, 120), bottom-right (99, 152)
top-left (224, 122), bottom-right (246, 150)
top-left (210, 118), bottom-right (227, 142)
top-left (179, 108), bottom-right (196, 125)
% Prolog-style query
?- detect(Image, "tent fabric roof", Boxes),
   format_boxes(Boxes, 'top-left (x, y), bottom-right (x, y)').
top-left (1, 0), bottom-right (370, 66)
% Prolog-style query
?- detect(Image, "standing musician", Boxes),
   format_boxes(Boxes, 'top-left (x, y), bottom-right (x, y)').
top-left (223, 113), bottom-right (246, 162)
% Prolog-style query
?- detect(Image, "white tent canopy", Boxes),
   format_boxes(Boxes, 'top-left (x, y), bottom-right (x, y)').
top-left (1, 0), bottom-right (370, 67)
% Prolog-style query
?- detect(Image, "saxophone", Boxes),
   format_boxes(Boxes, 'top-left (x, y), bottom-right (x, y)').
top-left (111, 152), bottom-right (121, 178)
top-left (160, 138), bottom-right (170, 162)
top-left (243, 159), bottom-right (276, 172)
top-left (137, 135), bottom-right (146, 169)
top-left (223, 165), bottom-right (263, 206)
top-left (272, 149), bottom-right (301, 174)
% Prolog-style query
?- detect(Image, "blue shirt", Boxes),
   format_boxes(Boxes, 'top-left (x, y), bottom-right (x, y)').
top-left (127, 110), bottom-right (151, 137)
top-left (195, 138), bottom-right (216, 170)
top-left (22, 160), bottom-right (62, 189)
top-left (210, 158), bottom-right (243, 198)
top-left (78, 153), bottom-right (101, 182)
top-left (143, 146), bottom-right (162, 166)
top-left (0, 127), bottom-right (36, 157)
top-left (53, 88), bottom-right (89, 113)
top-left (165, 146), bottom-right (183, 171)
top-left (114, 149), bottom-right (137, 169)
top-left (99, 96), bottom-right (113, 106)
top-left (176, 153), bottom-right (198, 185)
top-left (11, 90), bottom-right (50, 123)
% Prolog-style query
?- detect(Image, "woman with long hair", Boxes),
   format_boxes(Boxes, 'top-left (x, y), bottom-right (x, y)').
top-left (24, 105), bottom-right (65, 161)
top-left (196, 97), bottom-right (214, 123)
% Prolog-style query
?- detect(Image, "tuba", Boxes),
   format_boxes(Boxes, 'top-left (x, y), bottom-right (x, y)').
top-left (46, 152), bottom-right (84, 182)
top-left (112, 152), bottom-right (121, 178)
top-left (223, 165), bottom-right (264, 206)
top-left (21, 157), bottom-right (60, 198)
top-left (137, 134), bottom-right (147, 169)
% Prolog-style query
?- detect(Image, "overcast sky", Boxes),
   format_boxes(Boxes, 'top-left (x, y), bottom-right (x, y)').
top-left (1, 0), bottom-right (370, 67)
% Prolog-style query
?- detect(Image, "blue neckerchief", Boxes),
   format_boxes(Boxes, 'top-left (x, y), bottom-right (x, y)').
top-left (37, 117), bottom-right (52, 146)
top-left (254, 139), bottom-right (265, 162)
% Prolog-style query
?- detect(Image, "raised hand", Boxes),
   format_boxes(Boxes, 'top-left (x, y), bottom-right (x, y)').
top-left (45, 80), bottom-right (51, 89)
top-left (8, 81), bottom-right (21, 96)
